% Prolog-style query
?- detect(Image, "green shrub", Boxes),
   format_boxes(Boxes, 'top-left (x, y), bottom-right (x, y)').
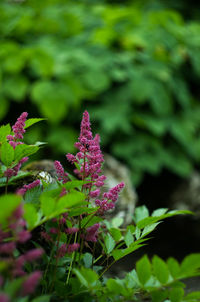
top-left (1, 0), bottom-right (200, 184)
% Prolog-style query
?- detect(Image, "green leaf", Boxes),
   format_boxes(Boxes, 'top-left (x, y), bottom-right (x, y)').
top-left (141, 222), bottom-right (161, 237)
top-left (31, 295), bottom-right (51, 302)
top-left (152, 256), bottom-right (169, 284)
top-left (4, 278), bottom-right (24, 298)
top-left (152, 208), bottom-right (168, 216)
top-left (69, 207), bottom-right (97, 217)
top-left (106, 279), bottom-right (126, 295)
top-left (136, 255), bottom-right (152, 285)
top-left (124, 229), bottom-right (134, 247)
top-left (40, 193), bottom-right (56, 217)
top-left (57, 191), bottom-right (86, 211)
top-left (64, 180), bottom-right (92, 190)
top-left (105, 233), bottom-right (115, 254)
top-left (169, 287), bottom-right (184, 302)
top-left (180, 254), bottom-right (200, 276)
top-left (83, 253), bottom-right (93, 268)
top-left (1, 141), bottom-right (14, 166)
top-left (112, 239), bottom-right (147, 261)
top-left (81, 215), bottom-right (102, 228)
top-left (73, 268), bottom-right (98, 288)
top-left (109, 228), bottom-right (122, 242)
top-left (24, 203), bottom-right (40, 230)
top-left (151, 289), bottom-right (169, 302)
top-left (24, 118), bottom-right (46, 129)
top-left (133, 206), bottom-right (149, 223)
top-left (0, 194), bottom-right (21, 226)
top-left (24, 185), bottom-right (43, 205)
top-left (111, 217), bottom-right (124, 228)
top-left (185, 291), bottom-right (200, 300)
top-left (14, 144), bottom-right (39, 162)
top-left (0, 124), bottom-right (11, 142)
top-left (167, 257), bottom-right (180, 278)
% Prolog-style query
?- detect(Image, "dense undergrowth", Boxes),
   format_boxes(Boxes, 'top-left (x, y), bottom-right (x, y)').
top-left (0, 112), bottom-right (200, 302)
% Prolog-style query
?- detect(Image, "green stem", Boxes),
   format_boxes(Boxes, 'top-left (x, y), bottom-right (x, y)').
top-left (93, 254), bottom-right (103, 264)
top-left (98, 259), bottom-right (116, 279)
top-left (66, 232), bottom-right (78, 285)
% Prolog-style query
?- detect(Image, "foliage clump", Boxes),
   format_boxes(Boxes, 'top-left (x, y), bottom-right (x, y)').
top-left (0, 112), bottom-right (200, 301)
top-left (2, 1), bottom-right (200, 184)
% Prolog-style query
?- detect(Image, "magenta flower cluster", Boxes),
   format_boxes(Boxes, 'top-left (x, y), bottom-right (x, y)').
top-left (4, 112), bottom-right (29, 179)
top-left (85, 223), bottom-right (100, 242)
top-left (95, 182), bottom-right (125, 214)
top-left (7, 112), bottom-right (28, 147)
top-left (53, 110), bottom-right (125, 246)
top-left (16, 179), bottom-right (41, 195)
top-left (66, 111), bottom-right (106, 191)
top-left (0, 205), bottom-right (43, 301)
top-left (54, 160), bottom-right (68, 184)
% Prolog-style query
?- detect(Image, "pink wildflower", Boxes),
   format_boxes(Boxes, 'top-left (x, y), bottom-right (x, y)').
top-left (25, 249), bottom-right (43, 262)
top-left (0, 242), bottom-right (16, 254)
top-left (17, 230), bottom-right (31, 243)
top-left (96, 182), bottom-right (125, 214)
top-left (21, 271), bottom-right (41, 296)
top-left (66, 111), bottom-right (106, 191)
top-left (67, 243), bottom-right (80, 253)
top-left (89, 189), bottom-right (100, 198)
top-left (17, 179), bottom-right (40, 195)
top-left (54, 160), bottom-right (68, 184)
top-left (11, 112), bottom-right (28, 140)
top-left (0, 293), bottom-right (10, 302)
top-left (57, 244), bottom-right (67, 258)
top-left (4, 168), bottom-right (15, 178)
top-left (49, 228), bottom-right (58, 234)
top-left (85, 223), bottom-right (100, 242)
top-left (41, 231), bottom-right (53, 242)
top-left (65, 227), bottom-right (79, 234)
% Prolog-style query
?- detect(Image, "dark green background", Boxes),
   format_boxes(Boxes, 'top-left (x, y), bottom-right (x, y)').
top-left (1, 0), bottom-right (200, 185)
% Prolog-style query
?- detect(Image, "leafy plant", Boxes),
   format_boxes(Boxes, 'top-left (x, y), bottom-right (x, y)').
top-left (0, 111), bottom-right (199, 301)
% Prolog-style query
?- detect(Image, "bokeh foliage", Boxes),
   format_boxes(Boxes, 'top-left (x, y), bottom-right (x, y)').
top-left (1, 0), bottom-right (200, 184)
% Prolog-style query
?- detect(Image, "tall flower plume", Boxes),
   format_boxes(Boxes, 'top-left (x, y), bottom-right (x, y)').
top-left (66, 111), bottom-right (106, 190)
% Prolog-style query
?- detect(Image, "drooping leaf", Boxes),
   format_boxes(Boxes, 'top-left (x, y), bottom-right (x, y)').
top-left (136, 255), bottom-right (152, 285)
top-left (24, 118), bottom-right (47, 129)
top-left (105, 233), bottom-right (115, 254)
top-left (152, 256), bottom-right (170, 284)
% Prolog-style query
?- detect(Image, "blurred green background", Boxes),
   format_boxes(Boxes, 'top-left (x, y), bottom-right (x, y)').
top-left (1, 0), bottom-right (200, 185)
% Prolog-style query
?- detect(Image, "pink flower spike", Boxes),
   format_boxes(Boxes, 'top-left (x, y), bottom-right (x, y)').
top-left (4, 168), bottom-right (15, 179)
top-left (66, 153), bottom-right (77, 163)
top-left (17, 230), bottom-right (31, 243)
top-left (85, 223), bottom-right (100, 242)
top-left (0, 242), bottom-right (16, 254)
top-left (90, 189), bottom-right (100, 198)
top-left (17, 179), bottom-right (40, 196)
top-left (0, 293), bottom-right (10, 302)
top-left (25, 249), bottom-right (43, 262)
top-left (50, 228), bottom-right (58, 234)
top-left (41, 231), bottom-right (53, 242)
top-left (21, 271), bottom-right (41, 296)
top-left (67, 243), bottom-right (80, 253)
top-left (57, 244), bottom-right (67, 258)
top-left (12, 112), bottom-right (28, 140)
top-left (65, 227), bottom-right (79, 234)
